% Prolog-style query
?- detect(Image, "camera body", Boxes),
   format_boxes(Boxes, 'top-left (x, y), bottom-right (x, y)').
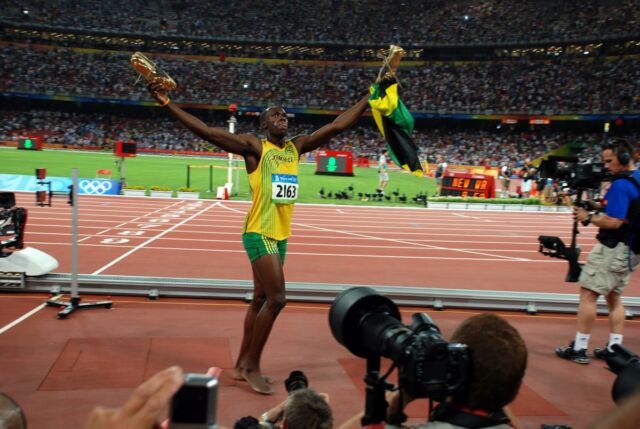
top-left (538, 156), bottom-right (608, 191)
top-left (284, 370), bottom-right (308, 394)
top-left (329, 287), bottom-right (469, 401)
top-left (169, 373), bottom-right (218, 429)
top-left (389, 313), bottom-right (469, 400)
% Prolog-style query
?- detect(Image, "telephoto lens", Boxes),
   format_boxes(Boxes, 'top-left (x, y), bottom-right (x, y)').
top-left (284, 370), bottom-right (308, 394)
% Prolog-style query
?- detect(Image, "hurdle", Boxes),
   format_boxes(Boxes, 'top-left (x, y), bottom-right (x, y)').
top-left (186, 161), bottom-right (242, 196)
top-left (186, 164), bottom-right (214, 192)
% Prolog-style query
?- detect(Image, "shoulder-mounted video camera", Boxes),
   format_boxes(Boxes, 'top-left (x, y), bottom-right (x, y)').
top-left (538, 156), bottom-right (608, 191)
top-left (0, 192), bottom-right (27, 255)
top-left (536, 156), bottom-right (610, 282)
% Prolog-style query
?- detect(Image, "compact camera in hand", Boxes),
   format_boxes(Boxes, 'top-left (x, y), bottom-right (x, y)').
top-left (169, 373), bottom-right (218, 429)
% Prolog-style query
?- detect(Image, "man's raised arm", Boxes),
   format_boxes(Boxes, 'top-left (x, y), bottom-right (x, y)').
top-left (148, 78), bottom-right (258, 157)
top-left (295, 94), bottom-right (369, 154)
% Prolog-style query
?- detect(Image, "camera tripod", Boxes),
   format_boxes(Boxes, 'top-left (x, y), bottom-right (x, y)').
top-left (361, 356), bottom-right (407, 426)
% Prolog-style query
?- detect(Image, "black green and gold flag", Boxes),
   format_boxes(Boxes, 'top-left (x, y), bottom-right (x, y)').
top-left (368, 80), bottom-right (423, 177)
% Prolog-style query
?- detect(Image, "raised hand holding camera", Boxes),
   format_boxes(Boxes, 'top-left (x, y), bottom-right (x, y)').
top-left (169, 372), bottom-right (219, 429)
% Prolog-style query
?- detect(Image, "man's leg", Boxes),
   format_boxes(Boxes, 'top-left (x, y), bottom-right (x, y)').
top-left (241, 253), bottom-right (286, 394)
top-left (606, 292), bottom-right (625, 351)
top-left (606, 292), bottom-right (625, 334)
top-left (593, 292), bottom-right (626, 359)
top-left (556, 287), bottom-right (598, 364)
top-left (577, 287), bottom-right (599, 334)
top-left (233, 264), bottom-right (266, 381)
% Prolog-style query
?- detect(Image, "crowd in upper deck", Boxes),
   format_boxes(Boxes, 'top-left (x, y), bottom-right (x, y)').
top-left (1, 45), bottom-right (638, 114)
top-left (3, 0), bottom-right (639, 45)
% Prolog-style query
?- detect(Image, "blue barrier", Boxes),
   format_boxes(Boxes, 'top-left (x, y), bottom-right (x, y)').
top-left (0, 174), bottom-right (122, 195)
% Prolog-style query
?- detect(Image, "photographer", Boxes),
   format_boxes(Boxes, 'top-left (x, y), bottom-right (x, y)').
top-left (339, 314), bottom-right (528, 429)
top-left (236, 371), bottom-right (332, 429)
top-left (556, 139), bottom-right (640, 364)
top-left (255, 389), bottom-right (332, 429)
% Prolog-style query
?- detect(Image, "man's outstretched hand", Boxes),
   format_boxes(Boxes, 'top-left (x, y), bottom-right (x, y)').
top-left (84, 366), bottom-right (184, 429)
top-left (148, 77), bottom-right (170, 106)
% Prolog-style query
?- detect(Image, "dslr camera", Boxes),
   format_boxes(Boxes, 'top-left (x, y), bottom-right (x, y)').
top-left (284, 370), bottom-right (308, 394)
top-left (170, 372), bottom-right (218, 429)
top-left (329, 287), bottom-right (469, 424)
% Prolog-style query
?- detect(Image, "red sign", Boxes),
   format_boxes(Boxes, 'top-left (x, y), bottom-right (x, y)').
top-left (114, 141), bottom-right (137, 157)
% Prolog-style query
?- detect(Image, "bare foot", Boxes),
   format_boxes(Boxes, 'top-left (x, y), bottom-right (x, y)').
top-left (242, 368), bottom-right (273, 394)
top-left (233, 367), bottom-right (272, 383)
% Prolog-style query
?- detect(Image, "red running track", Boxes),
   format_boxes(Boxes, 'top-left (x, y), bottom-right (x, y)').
top-left (12, 192), bottom-right (640, 296)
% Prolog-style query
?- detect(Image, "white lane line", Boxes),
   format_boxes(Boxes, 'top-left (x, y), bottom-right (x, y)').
top-left (294, 222), bottom-right (529, 261)
top-left (0, 295), bottom-right (63, 335)
top-left (219, 203), bottom-right (528, 261)
top-left (91, 202), bottom-right (220, 275)
top-left (78, 200), bottom-right (186, 243)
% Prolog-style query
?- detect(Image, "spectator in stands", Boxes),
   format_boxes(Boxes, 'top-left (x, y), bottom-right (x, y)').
top-left (2, 110), bottom-right (631, 170)
top-left (2, 44), bottom-right (640, 114)
top-left (3, 0), bottom-right (639, 47)
top-left (338, 313), bottom-right (527, 429)
top-left (148, 77), bottom-right (369, 394)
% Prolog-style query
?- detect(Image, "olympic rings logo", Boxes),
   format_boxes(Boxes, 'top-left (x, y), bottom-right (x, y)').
top-left (79, 179), bottom-right (114, 194)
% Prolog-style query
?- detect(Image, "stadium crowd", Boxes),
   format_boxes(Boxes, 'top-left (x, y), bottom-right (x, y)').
top-left (1, 109), bottom-right (618, 168)
top-left (1, 45), bottom-right (639, 114)
top-left (2, 0), bottom-right (639, 45)
top-left (3, 3), bottom-right (640, 429)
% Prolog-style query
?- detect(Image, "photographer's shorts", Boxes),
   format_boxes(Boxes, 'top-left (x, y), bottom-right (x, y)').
top-left (579, 242), bottom-right (640, 295)
top-left (242, 232), bottom-right (287, 264)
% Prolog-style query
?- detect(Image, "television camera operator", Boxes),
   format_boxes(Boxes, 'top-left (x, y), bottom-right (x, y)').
top-left (556, 139), bottom-right (640, 365)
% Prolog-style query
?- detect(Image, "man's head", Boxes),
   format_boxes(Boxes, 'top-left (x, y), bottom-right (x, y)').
top-left (283, 389), bottom-right (332, 429)
top-left (260, 106), bottom-right (288, 137)
top-left (602, 139), bottom-right (635, 175)
top-left (450, 314), bottom-right (527, 412)
top-left (0, 392), bottom-right (27, 429)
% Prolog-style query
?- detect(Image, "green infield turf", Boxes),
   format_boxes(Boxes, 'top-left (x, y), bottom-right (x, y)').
top-left (1, 147), bottom-right (436, 206)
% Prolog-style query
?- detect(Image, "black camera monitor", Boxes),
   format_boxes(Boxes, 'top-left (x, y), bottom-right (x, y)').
top-left (169, 373), bottom-right (218, 429)
top-left (0, 192), bottom-right (16, 209)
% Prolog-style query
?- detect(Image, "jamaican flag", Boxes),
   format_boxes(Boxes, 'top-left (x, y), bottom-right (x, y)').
top-left (368, 80), bottom-right (423, 177)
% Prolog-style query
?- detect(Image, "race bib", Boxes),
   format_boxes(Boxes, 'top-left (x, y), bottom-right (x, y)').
top-left (271, 174), bottom-right (298, 204)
